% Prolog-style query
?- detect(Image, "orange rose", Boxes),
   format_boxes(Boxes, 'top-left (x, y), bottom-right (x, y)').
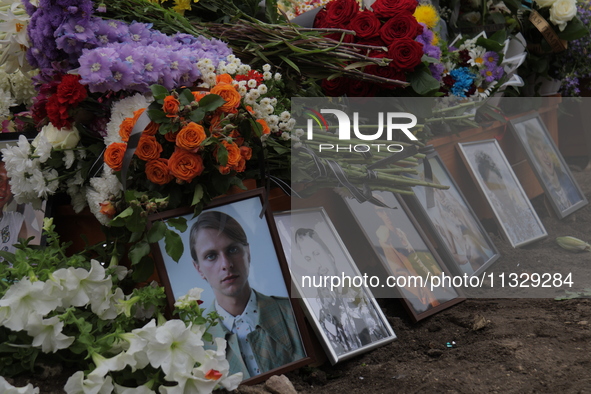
top-left (104, 142), bottom-right (127, 171)
top-left (135, 135), bottom-right (163, 161)
top-left (245, 105), bottom-right (255, 115)
top-left (209, 114), bottom-right (222, 133)
top-left (143, 121), bottom-right (159, 136)
top-left (119, 117), bottom-right (135, 142)
top-left (240, 146), bottom-right (252, 161)
top-left (168, 149), bottom-right (204, 182)
top-left (216, 73), bottom-right (233, 84)
top-left (221, 140), bottom-right (241, 167)
top-left (99, 201), bottom-right (117, 219)
top-left (176, 122), bottom-right (206, 152)
top-left (210, 84), bottom-right (240, 114)
top-left (132, 108), bottom-right (146, 123)
top-left (192, 91), bottom-right (208, 102)
top-left (164, 130), bottom-right (178, 142)
top-left (163, 95), bottom-right (180, 117)
top-left (218, 165), bottom-right (231, 175)
top-left (146, 158), bottom-right (174, 185)
top-left (234, 157), bottom-right (246, 173)
top-left (229, 130), bottom-right (244, 146)
top-left (256, 118), bottom-right (270, 135)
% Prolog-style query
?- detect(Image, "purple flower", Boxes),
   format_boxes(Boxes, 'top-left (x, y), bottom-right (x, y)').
top-left (483, 51), bottom-right (499, 66)
top-left (481, 63), bottom-right (504, 83)
top-left (79, 47), bottom-right (117, 91)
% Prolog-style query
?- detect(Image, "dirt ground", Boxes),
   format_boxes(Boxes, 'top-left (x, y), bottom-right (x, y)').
top-left (10, 161), bottom-right (591, 394)
top-left (277, 161), bottom-right (591, 394)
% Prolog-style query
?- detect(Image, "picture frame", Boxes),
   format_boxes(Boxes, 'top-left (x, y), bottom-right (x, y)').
top-left (509, 113), bottom-right (588, 219)
top-left (456, 139), bottom-right (548, 248)
top-left (342, 191), bottom-right (464, 323)
top-left (405, 151), bottom-right (500, 276)
top-left (0, 133), bottom-right (49, 252)
top-left (273, 207), bottom-right (396, 364)
top-left (147, 188), bottom-right (314, 385)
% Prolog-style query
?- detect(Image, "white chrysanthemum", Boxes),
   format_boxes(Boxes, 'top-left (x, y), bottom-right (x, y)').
top-left (237, 64), bottom-right (251, 74)
top-left (0, 88), bottom-right (16, 118)
top-left (0, 68), bottom-right (11, 92)
top-left (262, 105), bottom-right (274, 115)
top-left (269, 97), bottom-right (277, 106)
top-left (257, 84), bottom-right (268, 94)
top-left (248, 90), bottom-right (260, 100)
top-left (105, 94), bottom-right (152, 145)
top-left (260, 97), bottom-right (271, 106)
top-left (226, 64), bottom-right (237, 75)
top-left (244, 95), bottom-right (256, 105)
top-left (274, 73), bottom-right (282, 81)
top-left (295, 128), bottom-right (305, 137)
top-left (10, 70), bottom-right (37, 106)
top-left (262, 64), bottom-right (271, 72)
top-left (67, 183), bottom-right (87, 213)
top-left (262, 71), bottom-right (272, 81)
top-left (63, 150), bottom-right (75, 169)
top-left (37, 168), bottom-right (59, 198)
top-left (266, 115), bottom-right (279, 126)
top-left (281, 132), bottom-right (290, 140)
top-left (237, 85), bottom-right (247, 96)
top-left (217, 64), bottom-right (228, 74)
top-left (226, 54), bottom-right (236, 63)
top-left (293, 141), bottom-right (302, 149)
top-left (86, 164), bottom-right (123, 225)
top-left (247, 79), bottom-right (257, 89)
top-left (204, 72), bottom-right (216, 86)
top-left (279, 111), bottom-right (291, 122)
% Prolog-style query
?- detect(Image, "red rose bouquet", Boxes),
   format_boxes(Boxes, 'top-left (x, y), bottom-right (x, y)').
top-left (314, 0), bottom-right (441, 96)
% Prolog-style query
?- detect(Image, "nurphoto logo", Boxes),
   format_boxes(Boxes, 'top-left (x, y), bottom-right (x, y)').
top-left (306, 109), bottom-right (418, 153)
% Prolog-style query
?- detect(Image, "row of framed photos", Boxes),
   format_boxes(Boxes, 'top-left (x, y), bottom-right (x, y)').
top-left (147, 111), bottom-right (588, 385)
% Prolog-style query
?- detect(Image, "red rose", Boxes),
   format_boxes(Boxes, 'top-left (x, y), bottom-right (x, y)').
top-left (56, 74), bottom-right (87, 106)
top-left (313, 9), bottom-right (329, 28)
top-left (45, 95), bottom-right (71, 129)
top-left (321, 77), bottom-right (349, 97)
top-left (325, 0), bottom-right (359, 28)
top-left (349, 10), bottom-right (381, 39)
top-left (371, 0), bottom-right (418, 19)
top-left (346, 79), bottom-right (378, 97)
top-left (379, 13), bottom-right (424, 44)
top-left (388, 39), bottom-right (424, 71)
top-left (325, 32), bottom-right (356, 43)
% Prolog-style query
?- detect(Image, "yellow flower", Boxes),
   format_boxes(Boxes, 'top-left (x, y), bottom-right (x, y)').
top-left (432, 33), bottom-right (440, 46)
top-left (172, 0), bottom-right (194, 14)
top-left (413, 4), bottom-right (439, 29)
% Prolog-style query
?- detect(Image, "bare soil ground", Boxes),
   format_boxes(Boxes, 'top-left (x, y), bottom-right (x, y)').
top-left (11, 162), bottom-right (591, 394)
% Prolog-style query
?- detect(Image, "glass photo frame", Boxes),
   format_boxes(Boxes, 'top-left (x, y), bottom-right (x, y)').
top-left (457, 139), bottom-right (548, 248)
top-left (509, 113), bottom-right (588, 219)
top-left (274, 207), bottom-right (397, 364)
top-left (148, 189), bottom-right (314, 385)
top-left (406, 151), bottom-right (500, 276)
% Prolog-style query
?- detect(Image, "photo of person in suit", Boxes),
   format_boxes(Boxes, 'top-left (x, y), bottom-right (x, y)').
top-left (189, 211), bottom-right (305, 379)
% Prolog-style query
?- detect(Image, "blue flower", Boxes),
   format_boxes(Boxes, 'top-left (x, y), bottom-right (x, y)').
top-left (449, 67), bottom-right (475, 97)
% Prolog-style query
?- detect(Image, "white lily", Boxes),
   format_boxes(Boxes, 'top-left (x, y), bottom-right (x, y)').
top-left (64, 371), bottom-right (114, 394)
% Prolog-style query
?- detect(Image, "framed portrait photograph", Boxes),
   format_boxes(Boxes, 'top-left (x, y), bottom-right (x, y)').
top-left (457, 139), bottom-right (548, 248)
top-left (406, 151), bottom-right (500, 276)
top-left (343, 191), bottom-right (464, 323)
top-left (273, 207), bottom-right (396, 364)
top-left (0, 133), bottom-right (48, 254)
top-left (509, 113), bottom-right (588, 219)
top-left (148, 189), bottom-right (314, 385)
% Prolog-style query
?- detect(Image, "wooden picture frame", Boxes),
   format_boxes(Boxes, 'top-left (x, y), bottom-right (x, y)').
top-left (457, 139), bottom-right (548, 248)
top-left (509, 113), bottom-right (588, 219)
top-left (0, 133), bottom-right (49, 252)
top-left (405, 151), bottom-right (500, 276)
top-left (148, 189), bottom-right (314, 385)
top-left (342, 191), bottom-right (464, 323)
top-left (274, 207), bottom-right (396, 364)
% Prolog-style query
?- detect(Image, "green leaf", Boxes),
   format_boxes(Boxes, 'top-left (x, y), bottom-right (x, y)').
top-left (250, 118), bottom-right (262, 137)
top-left (164, 229), bottom-right (184, 262)
top-left (278, 55), bottom-right (300, 73)
top-left (488, 28), bottom-right (507, 43)
top-left (558, 17), bottom-right (589, 41)
top-left (189, 108), bottom-right (206, 123)
top-left (410, 69), bottom-right (440, 96)
top-left (147, 109), bottom-right (167, 124)
top-left (167, 217), bottom-right (188, 233)
top-left (132, 255), bottom-right (156, 283)
top-left (192, 184), bottom-right (204, 206)
top-left (476, 37), bottom-right (503, 52)
top-left (150, 84), bottom-right (169, 100)
top-left (129, 241), bottom-right (151, 266)
top-left (265, 0), bottom-right (279, 24)
top-left (110, 207), bottom-right (134, 227)
top-left (179, 88), bottom-right (194, 107)
top-left (147, 221), bottom-right (167, 243)
top-left (216, 143), bottom-right (228, 166)
top-left (198, 94), bottom-right (226, 112)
